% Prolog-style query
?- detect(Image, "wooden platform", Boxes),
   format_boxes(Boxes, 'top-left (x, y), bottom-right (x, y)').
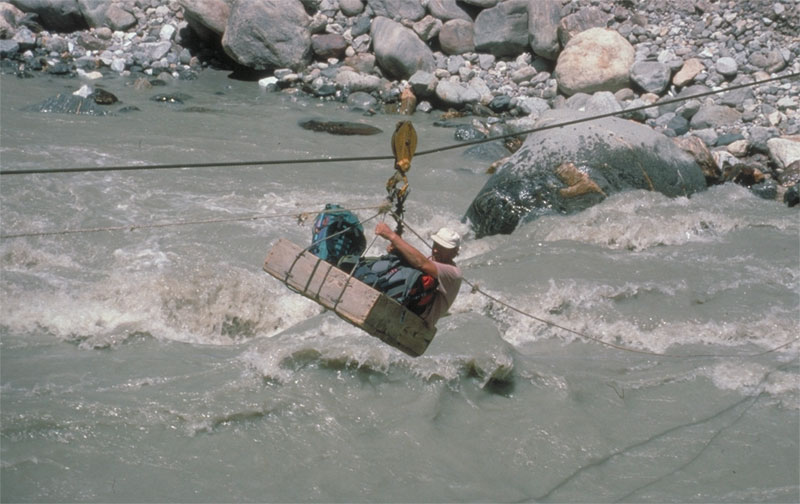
top-left (263, 238), bottom-right (436, 357)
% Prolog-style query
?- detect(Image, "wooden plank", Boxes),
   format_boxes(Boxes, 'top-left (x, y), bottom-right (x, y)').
top-left (263, 238), bottom-right (436, 356)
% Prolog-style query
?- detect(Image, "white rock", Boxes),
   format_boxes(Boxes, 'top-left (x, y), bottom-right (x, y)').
top-left (73, 84), bottom-right (93, 97)
top-left (160, 24), bottom-right (176, 41)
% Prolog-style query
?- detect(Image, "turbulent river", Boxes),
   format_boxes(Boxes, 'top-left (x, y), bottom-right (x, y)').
top-left (1, 70), bottom-right (798, 503)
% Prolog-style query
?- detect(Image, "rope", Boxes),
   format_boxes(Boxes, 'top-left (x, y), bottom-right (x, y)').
top-left (0, 203), bottom-right (386, 240)
top-left (1, 72), bottom-right (797, 177)
top-left (394, 213), bottom-right (800, 360)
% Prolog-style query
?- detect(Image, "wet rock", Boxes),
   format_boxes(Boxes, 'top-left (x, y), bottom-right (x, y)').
top-left (23, 93), bottom-right (111, 115)
top-left (555, 28), bottom-right (634, 96)
top-left (784, 182), bottom-right (799, 207)
top-left (298, 119), bottom-right (382, 135)
top-left (346, 91), bottom-right (378, 112)
top-left (90, 88), bottom-right (118, 105)
top-left (673, 135), bottom-right (723, 185)
top-left (151, 93), bottom-right (193, 104)
top-left (465, 109), bottom-right (706, 237)
top-left (454, 124), bottom-right (487, 142)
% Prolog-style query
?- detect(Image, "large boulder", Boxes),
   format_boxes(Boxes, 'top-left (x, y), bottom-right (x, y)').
top-left (9, 0), bottom-right (87, 32)
top-left (465, 109), bottom-right (707, 237)
top-left (527, 0), bottom-right (561, 60)
top-left (438, 19), bottom-right (474, 55)
top-left (179, 0), bottom-right (230, 39)
top-left (554, 27), bottom-right (634, 96)
top-left (371, 16), bottom-right (434, 80)
top-left (0, 3), bottom-right (25, 38)
top-left (222, 0), bottom-right (311, 71)
top-left (473, 0), bottom-right (528, 57)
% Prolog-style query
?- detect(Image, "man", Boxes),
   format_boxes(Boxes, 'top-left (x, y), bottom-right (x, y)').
top-left (374, 222), bottom-right (462, 327)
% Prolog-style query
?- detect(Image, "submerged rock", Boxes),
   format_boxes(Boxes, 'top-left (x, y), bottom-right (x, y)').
top-left (465, 109), bottom-right (707, 237)
top-left (299, 119), bottom-right (382, 136)
top-left (23, 93), bottom-right (112, 116)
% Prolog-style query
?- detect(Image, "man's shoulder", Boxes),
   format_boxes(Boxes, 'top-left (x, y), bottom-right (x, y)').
top-left (433, 261), bottom-right (462, 279)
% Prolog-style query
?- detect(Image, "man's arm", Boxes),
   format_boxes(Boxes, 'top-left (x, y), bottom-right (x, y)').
top-left (375, 222), bottom-right (438, 277)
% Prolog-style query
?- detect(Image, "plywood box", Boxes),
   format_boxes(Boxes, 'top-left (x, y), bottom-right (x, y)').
top-left (263, 238), bottom-right (436, 356)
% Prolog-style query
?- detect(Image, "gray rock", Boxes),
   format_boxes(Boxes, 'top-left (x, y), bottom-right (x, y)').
top-left (435, 80), bottom-right (481, 107)
top-left (584, 91), bottom-right (622, 115)
top-left (460, 0), bottom-right (498, 7)
top-left (371, 16), bottom-right (434, 80)
top-left (178, 0), bottom-right (231, 41)
top-left (557, 6), bottom-right (611, 47)
top-left (630, 61), bottom-right (671, 94)
top-left (8, 0), bottom-right (87, 32)
top-left (767, 137), bottom-right (800, 170)
top-left (516, 96), bottom-right (550, 116)
top-left (366, 0), bottom-right (425, 22)
top-left (339, 0), bottom-right (365, 17)
top-left (465, 109), bottom-right (706, 237)
top-left (77, 0), bottom-right (107, 28)
top-left (715, 56), bottom-right (739, 78)
top-left (528, 0), bottom-right (561, 61)
top-left (23, 93), bottom-right (111, 116)
top-left (222, 0), bottom-right (311, 71)
top-left (689, 104), bottom-right (742, 130)
top-left (408, 70), bottom-right (437, 98)
top-left (438, 19), bottom-right (474, 55)
top-left (473, 0), bottom-right (529, 57)
top-left (346, 91), bottom-right (377, 111)
top-left (311, 33), bottom-right (347, 59)
top-left (335, 69), bottom-right (382, 92)
top-left (427, 0), bottom-right (471, 22)
top-left (104, 3), bottom-right (137, 31)
top-left (141, 41), bottom-right (172, 62)
top-left (0, 3), bottom-right (24, 38)
top-left (0, 39), bottom-right (19, 57)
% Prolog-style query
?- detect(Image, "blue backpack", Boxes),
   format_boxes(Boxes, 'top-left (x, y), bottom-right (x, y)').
top-left (309, 204), bottom-right (366, 265)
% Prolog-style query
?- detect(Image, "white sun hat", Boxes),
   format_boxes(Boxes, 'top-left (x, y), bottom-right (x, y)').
top-left (430, 227), bottom-right (461, 249)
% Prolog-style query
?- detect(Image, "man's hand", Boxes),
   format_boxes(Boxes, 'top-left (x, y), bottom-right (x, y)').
top-left (375, 222), bottom-right (395, 241)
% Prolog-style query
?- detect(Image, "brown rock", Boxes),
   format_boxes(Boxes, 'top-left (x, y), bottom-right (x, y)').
top-left (673, 135), bottom-right (722, 185)
top-left (673, 58), bottom-right (705, 87)
top-left (556, 162), bottom-right (607, 198)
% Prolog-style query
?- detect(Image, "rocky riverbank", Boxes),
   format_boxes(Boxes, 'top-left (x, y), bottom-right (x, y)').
top-left (1, 0), bottom-right (799, 208)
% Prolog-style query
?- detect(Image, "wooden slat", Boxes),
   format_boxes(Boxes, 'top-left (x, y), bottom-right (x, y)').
top-left (263, 238), bottom-right (436, 356)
